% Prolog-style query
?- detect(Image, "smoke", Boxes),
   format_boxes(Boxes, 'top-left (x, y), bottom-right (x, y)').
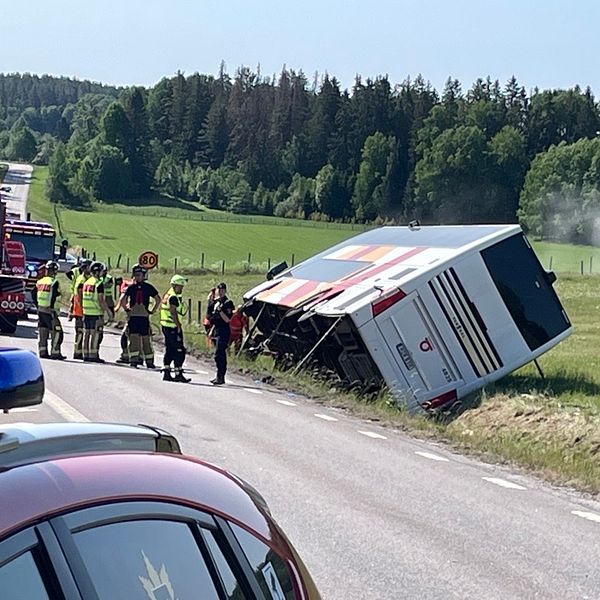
top-left (542, 186), bottom-right (600, 246)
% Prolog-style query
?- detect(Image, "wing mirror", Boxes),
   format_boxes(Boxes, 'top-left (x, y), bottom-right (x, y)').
top-left (266, 261), bottom-right (288, 281)
top-left (0, 349), bottom-right (44, 413)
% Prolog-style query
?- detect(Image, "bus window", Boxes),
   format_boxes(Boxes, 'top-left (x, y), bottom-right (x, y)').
top-left (481, 234), bottom-right (571, 351)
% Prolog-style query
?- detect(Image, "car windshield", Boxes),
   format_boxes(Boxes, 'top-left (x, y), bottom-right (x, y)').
top-left (8, 232), bottom-right (54, 262)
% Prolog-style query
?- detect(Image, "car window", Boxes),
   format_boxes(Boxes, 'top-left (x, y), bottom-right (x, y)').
top-left (72, 520), bottom-right (220, 600)
top-left (202, 529), bottom-right (245, 599)
top-left (0, 550), bottom-right (52, 600)
top-left (230, 523), bottom-right (295, 600)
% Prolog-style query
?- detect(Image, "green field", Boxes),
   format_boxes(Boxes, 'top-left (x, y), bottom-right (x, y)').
top-left (29, 165), bottom-right (600, 493)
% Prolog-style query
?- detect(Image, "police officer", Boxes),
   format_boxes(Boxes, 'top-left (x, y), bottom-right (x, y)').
top-left (34, 261), bottom-right (65, 359)
top-left (210, 282), bottom-right (234, 385)
top-left (120, 264), bottom-right (161, 368)
top-left (70, 259), bottom-right (91, 360)
top-left (82, 261), bottom-right (109, 363)
top-left (160, 274), bottom-right (191, 383)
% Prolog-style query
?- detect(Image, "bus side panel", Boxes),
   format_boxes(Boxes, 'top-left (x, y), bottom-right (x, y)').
top-left (371, 292), bottom-right (465, 404)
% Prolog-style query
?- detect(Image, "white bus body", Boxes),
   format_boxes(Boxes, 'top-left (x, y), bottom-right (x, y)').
top-left (243, 225), bottom-right (572, 413)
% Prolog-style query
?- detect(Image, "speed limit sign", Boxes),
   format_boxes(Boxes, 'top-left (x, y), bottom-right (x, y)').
top-left (138, 251), bottom-right (159, 270)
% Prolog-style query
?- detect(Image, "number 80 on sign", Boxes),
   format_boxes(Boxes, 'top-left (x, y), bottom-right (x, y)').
top-left (138, 251), bottom-right (159, 270)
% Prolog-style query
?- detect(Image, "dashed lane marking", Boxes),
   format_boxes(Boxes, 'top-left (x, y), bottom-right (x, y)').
top-left (244, 388), bottom-right (263, 394)
top-left (415, 450), bottom-right (449, 462)
top-left (314, 413), bottom-right (338, 422)
top-left (482, 477), bottom-right (526, 490)
top-left (44, 390), bottom-right (90, 423)
top-left (572, 510), bottom-right (600, 524)
top-left (358, 430), bottom-right (387, 440)
top-left (277, 400), bottom-right (297, 407)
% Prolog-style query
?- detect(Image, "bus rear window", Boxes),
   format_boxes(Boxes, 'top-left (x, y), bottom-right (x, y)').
top-left (481, 234), bottom-right (570, 351)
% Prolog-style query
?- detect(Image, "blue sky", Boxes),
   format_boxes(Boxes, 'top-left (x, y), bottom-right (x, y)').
top-left (1, 0), bottom-right (598, 94)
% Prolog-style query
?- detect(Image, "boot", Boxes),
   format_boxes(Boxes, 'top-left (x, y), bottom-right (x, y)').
top-left (49, 354), bottom-right (67, 360)
top-left (115, 356), bottom-right (129, 364)
top-left (210, 377), bottom-right (225, 385)
top-left (172, 369), bottom-right (191, 383)
top-left (163, 368), bottom-right (174, 382)
top-left (146, 362), bottom-right (156, 369)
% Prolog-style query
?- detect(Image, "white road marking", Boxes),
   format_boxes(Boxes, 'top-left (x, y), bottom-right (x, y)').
top-left (244, 388), bottom-right (262, 394)
top-left (482, 477), bottom-right (526, 490)
top-left (358, 430), bottom-right (387, 439)
top-left (9, 407), bottom-right (39, 413)
top-left (44, 390), bottom-right (90, 423)
top-left (572, 510), bottom-right (600, 524)
top-left (415, 450), bottom-right (449, 462)
top-left (277, 400), bottom-right (296, 407)
top-left (314, 413), bottom-right (338, 422)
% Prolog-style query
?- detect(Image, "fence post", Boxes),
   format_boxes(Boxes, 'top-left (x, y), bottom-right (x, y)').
top-left (187, 298), bottom-right (192, 324)
top-left (590, 256), bottom-right (593, 274)
top-left (107, 257), bottom-right (111, 269)
top-left (201, 252), bottom-right (205, 269)
top-left (267, 257), bottom-right (271, 270)
top-left (197, 300), bottom-right (202, 324)
top-left (581, 260), bottom-right (584, 276)
top-left (222, 260), bottom-right (225, 275)
top-left (549, 256), bottom-right (553, 270)
top-left (291, 253), bottom-right (295, 267)
top-left (174, 257), bottom-right (178, 272)
top-left (116, 254), bottom-right (122, 269)
top-left (92, 251), bottom-right (96, 261)
top-left (247, 252), bottom-right (251, 265)
top-left (126, 256), bottom-right (130, 273)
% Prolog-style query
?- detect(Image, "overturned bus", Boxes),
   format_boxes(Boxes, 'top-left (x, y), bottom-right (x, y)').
top-left (243, 224), bottom-right (572, 414)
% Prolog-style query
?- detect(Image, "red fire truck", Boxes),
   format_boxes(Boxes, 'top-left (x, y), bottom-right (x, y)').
top-left (0, 203), bottom-right (27, 334)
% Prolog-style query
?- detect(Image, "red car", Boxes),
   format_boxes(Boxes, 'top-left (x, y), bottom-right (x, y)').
top-left (0, 350), bottom-right (320, 599)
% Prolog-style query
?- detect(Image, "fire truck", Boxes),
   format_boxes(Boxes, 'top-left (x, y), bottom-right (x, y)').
top-left (3, 218), bottom-right (60, 312)
top-left (0, 203), bottom-right (27, 334)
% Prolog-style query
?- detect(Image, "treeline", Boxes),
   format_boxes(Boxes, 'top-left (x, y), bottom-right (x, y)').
top-left (2, 70), bottom-right (600, 239)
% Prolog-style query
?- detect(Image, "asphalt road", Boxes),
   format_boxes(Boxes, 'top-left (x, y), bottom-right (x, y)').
top-left (3, 317), bottom-right (600, 600)
top-left (1, 162), bottom-right (32, 219)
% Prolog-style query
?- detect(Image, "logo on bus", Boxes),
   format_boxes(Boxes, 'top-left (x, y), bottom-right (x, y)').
top-left (419, 337), bottom-right (434, 352)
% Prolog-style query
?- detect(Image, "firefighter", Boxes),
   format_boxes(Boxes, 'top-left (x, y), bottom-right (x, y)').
top-left (34, 260), bottom-right (65, 359)
top-left (81, 261), bottom-right (109, 363)
top-left (209, 282), bottom-right (235, 385)
top-left (102, 265), bottom-right (115, 324)
top-left (120, 264), bottom-right (161, 368)
top-left (160, 274), bottom-right (190, 383)
top-left (70, 259), bottom-right (91, 360)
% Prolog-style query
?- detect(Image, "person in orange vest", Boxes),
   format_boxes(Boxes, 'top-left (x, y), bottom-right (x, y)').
top-left (228, 306), bottom-right (249, 354)
top-left (69, 259), bottom-right (91, 360)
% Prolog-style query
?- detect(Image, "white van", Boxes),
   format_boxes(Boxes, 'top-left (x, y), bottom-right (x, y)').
top-left (243, 225), bottom-right (572, 413)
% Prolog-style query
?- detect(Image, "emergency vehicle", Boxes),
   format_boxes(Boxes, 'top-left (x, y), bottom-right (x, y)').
top-left (243, 224), bottom-right (572, 413)
top-left (0, 203), bottom-right (26, 333)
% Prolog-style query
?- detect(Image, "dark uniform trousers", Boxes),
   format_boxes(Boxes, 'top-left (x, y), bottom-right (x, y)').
top-left (74, 317), bottom-right (84, 359)
top-left (38, 310), bottom-right (64, 357)
top-left (162, 327), bottom-right (186, 369)
top-left (214, 325), bottom-right (230, 381)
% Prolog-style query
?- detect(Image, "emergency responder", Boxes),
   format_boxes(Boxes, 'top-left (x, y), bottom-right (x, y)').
top-left (160, 274), bottom-right (191, 383)
top-left (209, 282), bottom-right (234, 385)
top-left (34, 261), bottom-right (65, 359)
top-left (81, 261), bottom-right (109, 362)
top-left (102, 266), bottom-right (115, 323)
top-left (70, 259), bottom-right (91, 360)
top-left (120, 264), bottom-right (161, 368)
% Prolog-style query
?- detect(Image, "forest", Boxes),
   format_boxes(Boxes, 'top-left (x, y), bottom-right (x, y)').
top-left (1, 69), bottom-right (600, 243)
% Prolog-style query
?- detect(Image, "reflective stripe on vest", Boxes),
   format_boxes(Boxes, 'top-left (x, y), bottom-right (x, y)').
top-left (82, 276), bottom-right (103, 316)
top-left (70, 267), bottom-right (80, 295)
top-left (160, 288), bottom-right (184, 327)
top-left (36, 276), bottom-right (54, 309)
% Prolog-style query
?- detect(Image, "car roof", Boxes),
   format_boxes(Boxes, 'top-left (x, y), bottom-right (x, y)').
top-left (0, 422), bottom-right (181, 468)
top-left (0, 452), bottom-right (273, 542)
